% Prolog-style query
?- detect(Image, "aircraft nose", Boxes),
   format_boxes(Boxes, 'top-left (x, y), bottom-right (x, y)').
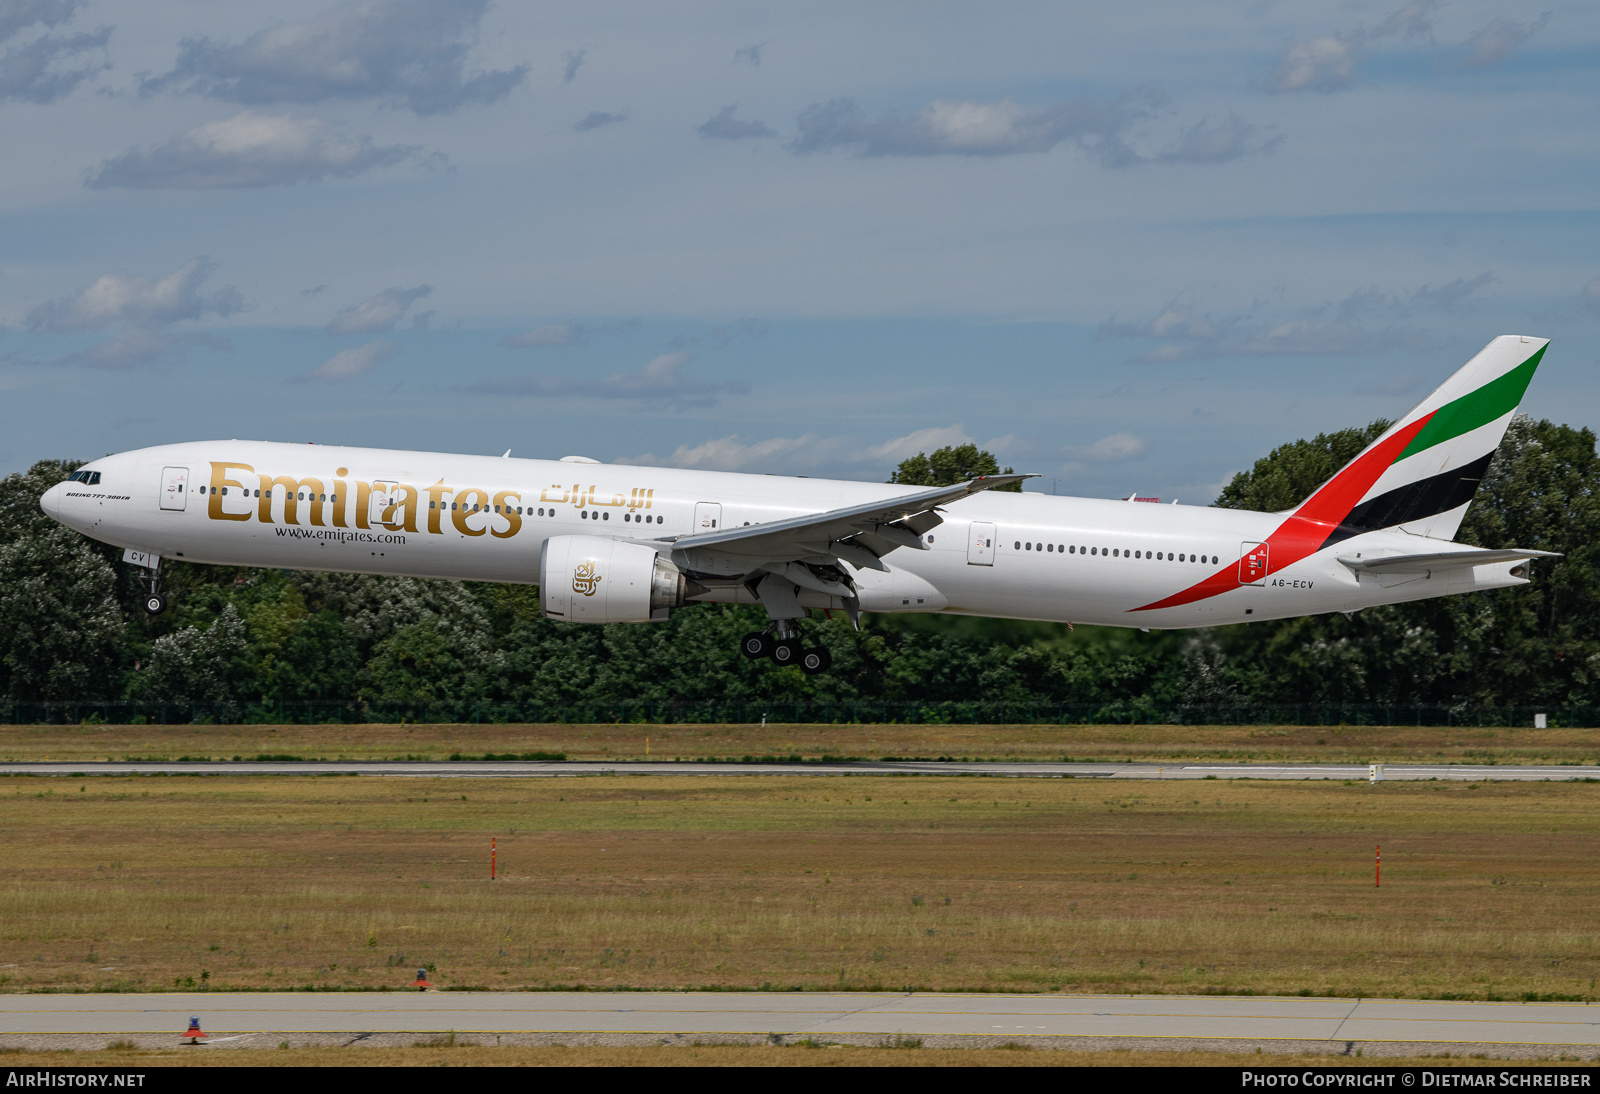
top-left (39, 482), bottom-right (63, 520)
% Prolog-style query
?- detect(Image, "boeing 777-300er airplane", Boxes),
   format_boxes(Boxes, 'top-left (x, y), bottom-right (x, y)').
top-left (41, 335), bottom-right (1556, 674)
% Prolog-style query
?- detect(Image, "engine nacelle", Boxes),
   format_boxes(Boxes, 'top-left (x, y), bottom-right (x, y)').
top-left (540, 535), bottom-right (689, 623)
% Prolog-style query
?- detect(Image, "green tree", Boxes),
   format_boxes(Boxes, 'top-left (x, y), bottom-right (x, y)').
top-left (141, 604), bottom-right (250, 702)
top-left (890, 444), bottom-right (1022, 492)
top-left (0, 524), bottom-right (125, 700)
top-left (0, 460), bottom-right (127, 701)
top-left (1208, 415), bottom-right (1600, 708)
top-left (360, 621), bottom-right (465, 707)
top-left (273, 611), bottom-right (361, 703)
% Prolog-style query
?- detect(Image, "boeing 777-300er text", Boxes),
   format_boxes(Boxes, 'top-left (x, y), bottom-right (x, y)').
top-left (41, 335), bottom-right (1556, 674)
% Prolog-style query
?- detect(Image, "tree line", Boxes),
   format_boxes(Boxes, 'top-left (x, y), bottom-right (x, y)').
top-left (0, 427), bottom-right (1594, 719)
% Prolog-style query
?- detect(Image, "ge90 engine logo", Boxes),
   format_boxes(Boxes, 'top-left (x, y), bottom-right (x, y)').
top-left (572, 560), bottom-right (601, 596)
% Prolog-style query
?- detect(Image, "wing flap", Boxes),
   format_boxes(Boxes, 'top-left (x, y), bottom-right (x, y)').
top-left (671, 473), bottom-right (1033, 562)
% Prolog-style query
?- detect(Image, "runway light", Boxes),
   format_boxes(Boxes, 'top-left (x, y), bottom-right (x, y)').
top-left (182, 1015), bottom-right (207, 1045)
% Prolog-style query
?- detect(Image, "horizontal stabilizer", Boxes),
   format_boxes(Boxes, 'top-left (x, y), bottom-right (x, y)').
top-left (1337, 548), bottom-right (1559, 575)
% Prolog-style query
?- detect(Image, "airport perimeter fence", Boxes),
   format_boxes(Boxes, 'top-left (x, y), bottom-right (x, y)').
top-left (0, 699), bottom-right (1591, 728)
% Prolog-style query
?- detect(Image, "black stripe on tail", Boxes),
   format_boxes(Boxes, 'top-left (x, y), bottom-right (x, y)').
top-left (1319, 451), bottom-right (1494, 551)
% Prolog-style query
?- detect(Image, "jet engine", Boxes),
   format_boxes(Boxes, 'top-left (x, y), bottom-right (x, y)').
top-left (540, 535), bottom-right (693, 623)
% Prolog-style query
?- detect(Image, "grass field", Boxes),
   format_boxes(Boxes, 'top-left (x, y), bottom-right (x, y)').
top-left (2, 773), bottom-right (1598, 1000)
top-left (0, 1045), bottom-right (1578, 1067)
top-left (1, 721), bottom-right (1595, 765)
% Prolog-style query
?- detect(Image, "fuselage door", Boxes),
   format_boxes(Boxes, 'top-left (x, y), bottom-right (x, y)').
top-left (1239, 541), bottom-right (1269, 585)
top-left (369, 481), bottom-right (398, 527)
top-left (967, 521), bottom-right (996, 566)
top-left (693, 502), bottom-right (721, 532)
top-left (159, 467), bottom-right (188, 511)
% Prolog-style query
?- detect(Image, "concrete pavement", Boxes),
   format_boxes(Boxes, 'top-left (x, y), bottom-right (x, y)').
top-left (4, 992), bottom-right (1600, 1056)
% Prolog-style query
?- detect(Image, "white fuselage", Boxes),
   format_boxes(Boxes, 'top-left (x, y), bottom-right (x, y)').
top-left (40, 440), bottom-right (1526, 630)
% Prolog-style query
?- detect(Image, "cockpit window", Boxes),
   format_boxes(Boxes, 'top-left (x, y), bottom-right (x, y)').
top-left (67, 470), bottom-right (101, 485)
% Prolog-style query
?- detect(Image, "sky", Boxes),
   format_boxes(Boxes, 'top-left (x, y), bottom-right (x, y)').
top-left (0, 0), bottom-right (1594, 503)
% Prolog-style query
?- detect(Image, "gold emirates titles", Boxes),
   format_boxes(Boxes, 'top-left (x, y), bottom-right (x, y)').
top-left (205, 461), bottom-right (655, 539)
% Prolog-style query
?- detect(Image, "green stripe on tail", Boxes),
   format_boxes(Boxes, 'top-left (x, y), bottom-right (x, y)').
top-left (1397, 345), bottom-right (1545, 462)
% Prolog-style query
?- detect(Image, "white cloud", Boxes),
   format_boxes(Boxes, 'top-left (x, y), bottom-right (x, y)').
top-left (0, 0), bottom-right (108, 104)
top-left (622, 423), bottom-right (1009, 478)
top-left (325, 285), bottom-right (432, 335)
top-left (86, 112), bottom-right (423, 190)
top-left (1160, 114), bottom-right (1283, 164)
top-left (733, 41), bottom-right (767, 67)
top-left (561, 47), bottom-right (585, 84)
top-left (1267, 34), bottom-right (1361, 94)
top-left (630, 432), bottom-right (838, 473)
top-left (1085, 433), bottom-right (1146, 461)
top-left (57, 330), bottom-right (227, 370)
top-left (697, 106), bottom-right (775, 140)
top-left (862, 424), bottom-right (975, 463)
top-left (0, 1), bottom-right (80, 43)
top-left (292, 340), bottom-right (394, 383)
top-left (467, 351), bottom-right (749, 410)
top-left (140, 0), bottom-right (527, 116)
top-left (790, 92), bottom-right (1276, 166)
top-left (1462, 13), bottom-right (1552, 67)
top-left (501, 323), bottom-right (580, 348)
top-left (26, 257), bottom-right (244, 333)
top-left (574, 110), bottom-right (626, 132)
top-left (1099, 275), bottom-right (1492, 362)
top-left (1267, 0), bottom-right (1435, 93)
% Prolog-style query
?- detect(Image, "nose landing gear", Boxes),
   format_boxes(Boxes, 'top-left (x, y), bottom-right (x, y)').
top-left (137, 557), bottom-right (167, 615)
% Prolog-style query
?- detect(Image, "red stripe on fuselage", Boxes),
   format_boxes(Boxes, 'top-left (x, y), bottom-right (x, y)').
top-left (1130, 413), bottom-right (1435, 613)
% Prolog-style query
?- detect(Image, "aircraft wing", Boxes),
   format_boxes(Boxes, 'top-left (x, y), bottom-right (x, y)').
top-left (1337, 548), bottom-right (1560, 574)
top-left (669, 473), bottom-right (1033, 574)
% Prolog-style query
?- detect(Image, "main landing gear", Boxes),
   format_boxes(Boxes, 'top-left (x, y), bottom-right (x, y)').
top-left (740, 622), bottom-right (832, 675)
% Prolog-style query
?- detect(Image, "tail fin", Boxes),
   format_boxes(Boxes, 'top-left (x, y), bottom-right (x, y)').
top-left (1291, 335), bottom-right (1547, 545)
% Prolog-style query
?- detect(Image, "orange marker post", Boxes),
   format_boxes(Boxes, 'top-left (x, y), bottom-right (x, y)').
top-left (1376, 844), bottom-right (1381, 888)
top-left (491, 836), bottom-right (497, 881)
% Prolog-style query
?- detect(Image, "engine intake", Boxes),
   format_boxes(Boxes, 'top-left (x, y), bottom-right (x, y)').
top-left (540, 535), bottom-right (691, 623)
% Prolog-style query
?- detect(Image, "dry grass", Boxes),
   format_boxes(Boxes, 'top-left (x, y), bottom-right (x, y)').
top-left (1, 775), bottom-right (1599, 999)
top-left (2, 721), bottom-right (1595, 765)
top-left (0, 1045), bottom-right (1582, 1067)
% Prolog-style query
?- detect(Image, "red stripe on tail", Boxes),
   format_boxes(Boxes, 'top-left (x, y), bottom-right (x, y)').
top-left (1131, 413), bottom-right (1435, 613)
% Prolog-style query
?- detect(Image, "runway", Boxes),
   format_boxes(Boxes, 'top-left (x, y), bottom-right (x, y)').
top-left (4, 992), bottom-right (1600, 1056)
top-left (1, 759), bottom-right (1597, 781)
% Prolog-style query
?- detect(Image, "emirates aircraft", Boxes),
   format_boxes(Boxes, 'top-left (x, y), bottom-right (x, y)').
top-left (41, 335), bottom-right (1554, 675)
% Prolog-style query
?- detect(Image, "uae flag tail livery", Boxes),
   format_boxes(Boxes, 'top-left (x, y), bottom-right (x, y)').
top-left (1297, 334), bottom-right (1545, 546)
top-left (1135, 335), bottom-right (1551, 615)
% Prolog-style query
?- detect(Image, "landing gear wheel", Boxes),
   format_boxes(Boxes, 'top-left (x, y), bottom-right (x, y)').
top-left (799, 647), bottom-right (832, 675)
top-left (143, 593), bottom-right (168, 615)
top-left (770, 637), bottom-right (802, 667)
top-left (740, 632), bottom-right (773, 659)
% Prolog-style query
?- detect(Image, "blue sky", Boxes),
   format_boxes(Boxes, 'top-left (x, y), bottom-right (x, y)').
top-left (0, 0), bottom-right (1594, 503)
